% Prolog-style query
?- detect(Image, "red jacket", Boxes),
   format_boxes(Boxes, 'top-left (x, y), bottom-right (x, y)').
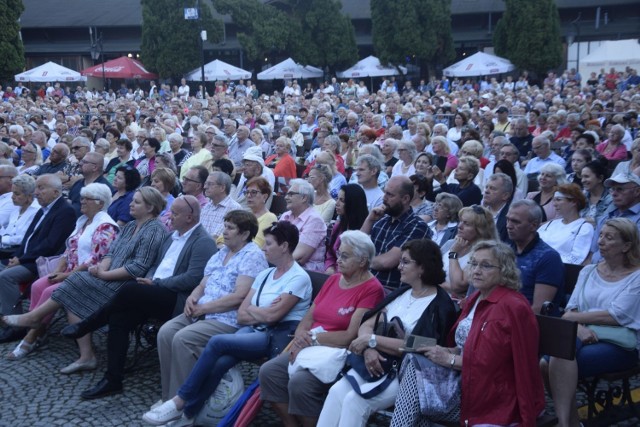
top-left (449, 286), bottom-right (544, 427)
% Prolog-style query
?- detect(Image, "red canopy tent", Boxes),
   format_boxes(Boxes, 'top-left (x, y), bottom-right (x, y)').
top-left (81, 56), bottom-right (158, 79)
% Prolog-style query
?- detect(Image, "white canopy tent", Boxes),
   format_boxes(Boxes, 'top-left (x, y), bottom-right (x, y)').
top-left (443, 52), bottom-right (515, 77)
top-left (578, 39), bottom-right (640, 79)
top-left (257, 58), bottom-right (323, 80)
top-left (15, 61), bottom-right (86, 82)
top-left (185, 59), bottom-right (251, 81)
top-left (337, 55), bottom-right (407, 78)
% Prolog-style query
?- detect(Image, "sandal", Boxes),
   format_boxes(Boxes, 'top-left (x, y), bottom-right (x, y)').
top-left (6, 339), bottom-right (35, 360)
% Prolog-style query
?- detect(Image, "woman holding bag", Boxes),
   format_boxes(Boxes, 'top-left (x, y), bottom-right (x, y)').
top-left (318, 239), bottom-right (457, 427)
top-left (548, 218), bottom-right (640, 427)
top-left (259, 230), bottom-right (385, 427)
top-left (142, 221), bottom-right (312, 426)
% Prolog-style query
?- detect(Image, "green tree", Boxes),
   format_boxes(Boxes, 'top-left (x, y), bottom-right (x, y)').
top-left (0, 0), bottom-right (25, 84)
top-left (141, 0), bottom-right (223, 79)
top-left (370, 0), bottom-right (455, 72)
top-left (493, 0), bottom-right (562, 76)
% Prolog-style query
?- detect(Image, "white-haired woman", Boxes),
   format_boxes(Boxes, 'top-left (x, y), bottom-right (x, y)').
top-left (526, 162), bottom-right (568, 222)
top-left (307, 164), bottom-right (336, 225)
top-left (5, 183), bottom-right (119, 365)
top-left (17, 142), bottom-right (43, 175)
top-left (0, 175), bottom-right (40, 254)
top-left (391, 139), bottom-right (417, 177)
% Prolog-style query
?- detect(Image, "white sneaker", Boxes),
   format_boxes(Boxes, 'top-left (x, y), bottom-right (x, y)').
top-left (166, 414), bottom-right (194, 427)
top-left (142, 400), bottom-right (182, 425)
top-left (150, 399), bottom-right (163, 410)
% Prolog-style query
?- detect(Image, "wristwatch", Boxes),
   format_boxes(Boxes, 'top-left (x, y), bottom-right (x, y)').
top-left (448, 251), bottom-right (459, 260)
top-left (368, 334), bottom-right (377, 349)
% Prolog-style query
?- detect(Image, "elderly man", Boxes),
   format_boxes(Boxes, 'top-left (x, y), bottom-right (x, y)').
top-left (588, 171), bottom-right (640, 264)
top-left (482, 172), bottom-right (514, 242)
top-left (201, 171), bottom-right (242, 242)
top-left (232, 146), bottom-right (275, 208)
top-left (48, 122), bottom-right (68, 148)
top-left (339, 112), bottom-right (359, 136)
top-left (228, 125), bottom-right (253, 169)
top-left (68, 152), bottom-right (113, 217)
top-left (180, 166), bottom-right (209, 208)
top-left (64, 195), bottom-right (217, 399)
top-left (0, 174), bottom-right (75, 342)
top-left (36, 143), bottom-right (69, 176)
top-left (506, 199), bottom-right (564, 314)
top-left (30, 130), bottom-right (50, 161)
top-left (0, 165), bottom-right (18, 228)
top-left (57, 136), bottom-right (92, 190)
top-left (523, 136), bottom-right (566, 175)
top-left (280, 179), bottom-right (327, 272)
top-left (207, 134), bottom-right (230, 163)
top-left (222, 119), bottom-right (238, 149)
top-left (355, 154), bottom-right (384, 211)
top-left (361, 175), bottom-right (431, 291)
top-left (509, 117), bottom-right (534, 158)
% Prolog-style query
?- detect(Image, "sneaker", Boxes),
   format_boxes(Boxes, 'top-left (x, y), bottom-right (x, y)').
top-left (142, 400), bottom-right (182, 425)
top-left (150, 399), bottom-right (163, 410)
top-left (166, 414), bottom-right (194, 427)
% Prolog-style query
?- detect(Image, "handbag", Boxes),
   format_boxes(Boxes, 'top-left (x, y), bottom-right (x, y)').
top-left (401, 353), bottom-right (461, 423)
top-left (342, 311), bottom-right (406, 398)
top-left (579, 266), bottom-right (637, 350)
top-left (287, 345), bottom-right (349, 383)
top-left (36, 254), bottom-right (64, 277)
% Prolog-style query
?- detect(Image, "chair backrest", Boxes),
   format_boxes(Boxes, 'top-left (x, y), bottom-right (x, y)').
top-left (536, 314), bottom-right (577, 360)
top-left (305, 269), bottom-right (330, 300)
top-left (295, 163), bottom-right (306, 178)
top-left (563, 263), bottom-right (584, 298)
top-left (269, 195), bottom-right (288, 217)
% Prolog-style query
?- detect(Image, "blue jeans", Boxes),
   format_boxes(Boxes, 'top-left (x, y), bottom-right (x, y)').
top-left (575, 338), bottom-right (638, 378)
top-left (177, 326), bottom-right (270, 417)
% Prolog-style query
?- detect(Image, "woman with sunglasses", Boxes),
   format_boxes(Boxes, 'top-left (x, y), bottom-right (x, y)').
top-left (17, 142), bottom-right (43, 175)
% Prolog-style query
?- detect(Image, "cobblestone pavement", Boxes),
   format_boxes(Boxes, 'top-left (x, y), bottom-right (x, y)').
top-left (0, 318), bottom-right (638, 427)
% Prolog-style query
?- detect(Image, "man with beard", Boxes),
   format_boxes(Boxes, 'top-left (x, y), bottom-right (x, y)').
top-left (360, 176), bottom-right (431, 291)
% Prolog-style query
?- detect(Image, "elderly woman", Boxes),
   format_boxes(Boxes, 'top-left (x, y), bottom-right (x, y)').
top-left (548, 218), bottom-right (640, 427)
top-left (441, 205), bottom-right (499, 299)
top-left (596, 125), bottom-right (628, 161)
top-left (526, 162), bottom-right (568, 222)
top-left (260, 230), bottom-right (385, 426)
top-left (17, 142), bottom-right (43, 175)
top-left (266, 137), bottom-right (297, 179)
top-left (251, 128), bottom-right (271, 158)
top-left (307, 164), bottom-right (336, 225)
top-left (538, 183), bottom-right (594, 264)
top-left (2, 187), bottom-right (166, 370)
top-left (434, 156), bottom-right (483, 207)
top-left (325, 184), bottom-right (369, 275)
top-left (428, 193), bottom-right (463, 247)
top-left (104, 139), bottom-right (134, 184)
top-left (580, 160), bottom-right (612, 226)
top-left (431, 135), bottom-right (458, 178)
top-left (281, 179), bottom-right (327, 272)
top-left (449, 139), bottom-right (488, 189)
top-left (391, 139), bottom-right (417, 178)
top-left (244, 176), bottom-right (277, 248)
top-left (0, 175), bottom-right (40, 255)
top-left (155, 210), bottom-right (268, 404)
top-left (409, 174), bottom-right (434, 222)
top-left (135, 136), bottom-right (161, 180)
top-left (143, 222), bottom-right (312, 426)
top-left (304, 135), bottom-right (346, 177)
top-left (103, 128), bottom-right (121, 165)
top-left (108, 165), bottom-right (141, 226)
top-left (151, 167), bottom-right (177, 218)
top-left (179, 132), bottom-right (211, 180)
top-left (391, 240), bottom-right (544, 427)
top-left (6, 183), bottom-right (119, 365)
top-left (318, 239), bottom-right (457, 427)
top-left (314, 151), bottom-right (347, 199)
top-left (612, 138), bottom-right (640, 176)
top-left (168, 132), bottom-right (191, 173)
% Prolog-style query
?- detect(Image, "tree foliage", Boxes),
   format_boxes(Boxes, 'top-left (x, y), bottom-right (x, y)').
top-left (0, 0), bottom-right (25, 84)
top-left (141, 0), bottom-right (223, 79)
top-left (215, 0), bottom-right (357, 72)
top-left (493, 0), bottom-right (562, 76)
top-left (370, 0), bottom-right (455, 69)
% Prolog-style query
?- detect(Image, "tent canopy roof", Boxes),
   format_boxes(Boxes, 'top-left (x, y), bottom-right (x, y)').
top-left (443, 51), bottom-right (515, 77)
top-left (15, 61), bottom-right (86, 82)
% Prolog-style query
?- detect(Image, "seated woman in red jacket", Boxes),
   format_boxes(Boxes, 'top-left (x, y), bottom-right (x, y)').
top-left (391, 240), bottom-right (544, 427)
top-left (265, 137), bottom-right (297, 179)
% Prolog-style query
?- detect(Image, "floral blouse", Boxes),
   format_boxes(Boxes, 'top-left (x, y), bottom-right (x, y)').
top-left (64, 223), bottom-right (119, 272)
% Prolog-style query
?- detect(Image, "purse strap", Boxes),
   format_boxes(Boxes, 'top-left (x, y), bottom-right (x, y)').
top-left (255, 268), bottom-right (275, 308)
top-left (343, 365), bottom-right (398, 399)
top-left (374, 311), bottom-right (388, 336)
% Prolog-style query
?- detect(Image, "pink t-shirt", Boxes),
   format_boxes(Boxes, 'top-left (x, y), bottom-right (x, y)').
top-left (596, 142), bottom-right (628, 161)
top-left (311, 274), bottom-right (385, 332)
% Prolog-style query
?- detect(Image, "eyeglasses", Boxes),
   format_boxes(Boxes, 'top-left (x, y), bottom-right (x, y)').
top-left (178, 196), bottom-right (194, 214)
top-left (285, 191), bottom-right (302, 198)
top-left (244, 189), bottom-right (261, 197)
top-left (337, 251), bottom-right (359, 261)
top-left (71, 146), bottom-right (85, 151)
top-left (80, 196), bottom-right (101, 202)
top-left (80, 160), bottom-right (98, 166)
top-left (399, 258), bottom-right (417, 267)
top-left (0, 176), bottom-right (13, 179)
top-left (610, 186), bottom-right (637, 193)
top-left (211, 143), bottom-right (227, 149)
top-left (182, 176), bottom-right (202, 185)
top-left (467, 261), bottom-right (500, 271)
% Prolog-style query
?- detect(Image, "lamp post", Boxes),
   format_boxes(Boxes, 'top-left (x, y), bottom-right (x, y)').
top-left (185, 1), bottom-right (206, 99)
top-left (571, 13), bottom-right (582, 73)
top-left (89, 27), bottom-right (107, 92)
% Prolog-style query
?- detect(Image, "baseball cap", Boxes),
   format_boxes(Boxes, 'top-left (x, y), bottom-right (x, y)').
top-left (604, 173), bottom-right (640, 188)
top-left (242, 146), bottom-right (265, 166)
top-left (496, 106), bottom-right (509, 114)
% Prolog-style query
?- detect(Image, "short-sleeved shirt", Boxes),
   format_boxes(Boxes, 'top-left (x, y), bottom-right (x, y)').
top-left (590, 203), bottom-right (640, 264)
top-left (199, 241), bottom-right (268, 327)
top-left (250, 262), bottom-right (312, 323)
top-left (281, 207), bottom-right (327, 272)
top-left (311, 274), bottom-right (385, 332)
top-left (512, 233), bottom-right (564, 311)
top-left (201, 195), bottom-right (243, 238)
top-left (370, 208), bottom-right (431, 290)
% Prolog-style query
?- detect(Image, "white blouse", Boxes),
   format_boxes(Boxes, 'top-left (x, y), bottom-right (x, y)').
top-left (0, 201), bottom-right (40, 247)
top-left (537, 217), bottom-right (594, 265)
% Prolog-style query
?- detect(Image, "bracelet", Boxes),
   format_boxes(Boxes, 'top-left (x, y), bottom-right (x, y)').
top-left (448, 252), bottom-right (458, 260)
top-left (450, 355), bottom-right (456, 368)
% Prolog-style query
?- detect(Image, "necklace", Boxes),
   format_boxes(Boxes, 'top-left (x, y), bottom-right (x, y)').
top-left (407, 287), bottom-right (432, 308)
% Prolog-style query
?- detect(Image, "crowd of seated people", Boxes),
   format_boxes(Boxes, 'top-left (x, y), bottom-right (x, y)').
top-left (1, 68), bottom-right (640, 426)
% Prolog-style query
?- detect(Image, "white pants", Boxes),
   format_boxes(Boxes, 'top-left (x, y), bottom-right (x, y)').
top-left (317, 371), bottom-right (399, 427)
